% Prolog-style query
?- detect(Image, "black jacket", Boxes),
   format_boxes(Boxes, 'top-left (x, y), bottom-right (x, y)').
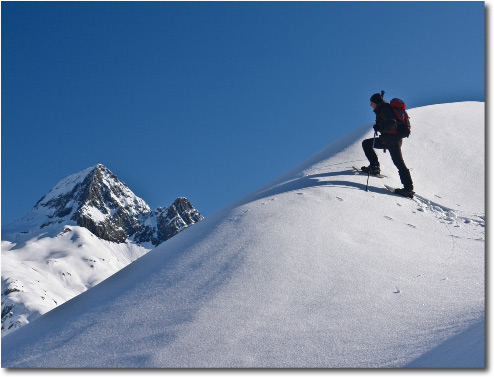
top-left (374, 102), bottom-right (402, 146)
top-left (374, 102), bottom-right (397, 133)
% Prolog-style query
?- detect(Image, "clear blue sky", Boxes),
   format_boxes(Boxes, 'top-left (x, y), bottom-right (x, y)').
top-left (1, 1), bottom-right (484, 225)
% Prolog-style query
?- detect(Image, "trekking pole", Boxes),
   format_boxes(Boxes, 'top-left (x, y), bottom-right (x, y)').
top-left (365, 131), bottom-right (377, 192)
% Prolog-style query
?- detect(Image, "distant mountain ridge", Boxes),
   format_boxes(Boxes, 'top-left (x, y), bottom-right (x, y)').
top-left (3, 164), bottom-right (203, 246)
top-left (1, 164), bottom-right (203, 336)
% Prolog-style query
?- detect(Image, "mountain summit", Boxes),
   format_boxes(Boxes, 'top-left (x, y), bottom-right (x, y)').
top-left (3, 164), bottom-right (203, 245)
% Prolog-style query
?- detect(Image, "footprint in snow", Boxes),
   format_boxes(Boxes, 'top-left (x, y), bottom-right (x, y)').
top-left (229, 209), bottom-right (250, 220)
top-left (261, 198), bottom-right (276, 205)
top-left (407, 224), bottom-right (417, 229)
top-left (336, 197), bottom-right (344, 201)
top-left (384, 216), bottom-right (393, 221)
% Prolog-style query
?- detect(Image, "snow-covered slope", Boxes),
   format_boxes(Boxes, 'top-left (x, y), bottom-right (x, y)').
top-left (1, 102), bottom-right (484, 368)
top-left (1, 227), bottom-right (151, 335)
top-left (1, 165), bottom-right (203, 336)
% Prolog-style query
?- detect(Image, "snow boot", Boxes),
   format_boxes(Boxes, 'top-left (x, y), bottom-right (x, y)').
top-left (360, 165), bottom-right (381, 176)
top-left (394, 188), bottom-right (415, 199)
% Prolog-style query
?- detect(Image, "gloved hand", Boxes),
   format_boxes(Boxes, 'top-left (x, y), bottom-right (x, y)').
top-left (373, 124), bottom-right (379, 133)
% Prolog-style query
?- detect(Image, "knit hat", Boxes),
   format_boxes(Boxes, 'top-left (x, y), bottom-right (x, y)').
top-left (370, 93), bottom-right (384, 104)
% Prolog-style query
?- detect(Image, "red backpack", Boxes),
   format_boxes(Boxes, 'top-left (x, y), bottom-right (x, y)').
top-left (389, 98), bottom-right (411, 137)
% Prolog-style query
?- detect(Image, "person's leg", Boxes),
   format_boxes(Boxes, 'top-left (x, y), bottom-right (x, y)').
top-left (362, 137), bottom-right (385, 169)
top-left (388, 145), bottom-right (414, 190)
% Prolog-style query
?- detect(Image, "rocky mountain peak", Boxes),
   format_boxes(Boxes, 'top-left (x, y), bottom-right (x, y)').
top-left (3, 165), bottom-right (203, 245)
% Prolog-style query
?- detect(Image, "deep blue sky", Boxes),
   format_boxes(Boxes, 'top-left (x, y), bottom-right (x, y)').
top-left (2, 1), bottom-right (484, 225)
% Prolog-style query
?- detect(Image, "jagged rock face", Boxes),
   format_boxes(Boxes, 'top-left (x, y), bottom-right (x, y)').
top-left (72, 166), bottom-right (146, 242)
top-left (156, 198), bottom-right (203, 245)
top-left (134, 198), bottom-right (204, 246)
top-left (7, 164), bottom-right (203, 246)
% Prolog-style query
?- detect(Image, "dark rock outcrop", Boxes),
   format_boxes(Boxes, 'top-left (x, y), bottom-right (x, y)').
top-left (134, 197), bottom-right (204, 246)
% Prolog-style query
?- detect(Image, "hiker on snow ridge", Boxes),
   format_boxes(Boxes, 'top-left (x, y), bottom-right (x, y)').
top-left (361, 92), bottom-right (414, 198)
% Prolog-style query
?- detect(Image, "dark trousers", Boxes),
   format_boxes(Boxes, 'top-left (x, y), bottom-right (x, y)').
top-left (362, 137), bottom-right (414, 190)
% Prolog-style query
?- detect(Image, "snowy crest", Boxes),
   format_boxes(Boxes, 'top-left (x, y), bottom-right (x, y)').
top-left (38, 163), bottom-right (151, 221)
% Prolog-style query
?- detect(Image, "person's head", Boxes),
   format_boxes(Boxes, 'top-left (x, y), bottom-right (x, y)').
top-left (370, 92), bottom-right (384, 109)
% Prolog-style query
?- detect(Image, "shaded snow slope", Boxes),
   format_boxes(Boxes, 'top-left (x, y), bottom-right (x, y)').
top-left (1, 102), bottom-right (484, 368)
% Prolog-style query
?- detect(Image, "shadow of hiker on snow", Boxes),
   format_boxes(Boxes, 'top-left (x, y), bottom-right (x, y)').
top-left (237, 169), bottom-right (391, 208)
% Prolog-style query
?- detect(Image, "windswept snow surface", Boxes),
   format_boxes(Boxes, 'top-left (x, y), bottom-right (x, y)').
top-left (1, 102), bottom-right (484, 368)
